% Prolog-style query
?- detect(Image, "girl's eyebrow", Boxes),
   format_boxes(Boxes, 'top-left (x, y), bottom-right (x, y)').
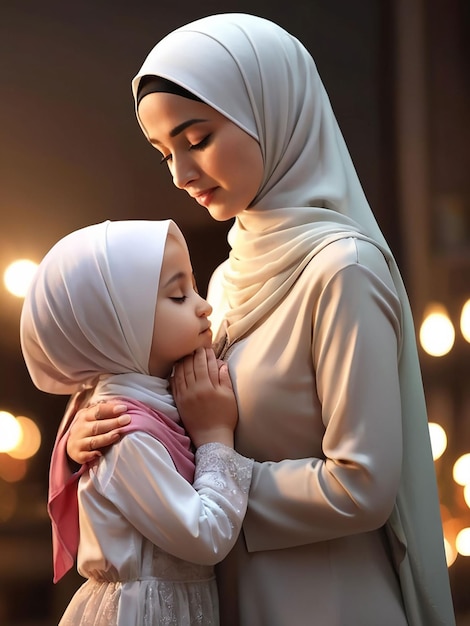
top-left (162, 271), bottom-right (185, 289)
top-left (162, 270), bottom-right (196, 289)
top-left (148, 118), bottom-right (208, 146)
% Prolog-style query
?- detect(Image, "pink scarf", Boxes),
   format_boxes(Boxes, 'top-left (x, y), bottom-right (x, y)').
top-left (48, 393), bottom-right (195, 583)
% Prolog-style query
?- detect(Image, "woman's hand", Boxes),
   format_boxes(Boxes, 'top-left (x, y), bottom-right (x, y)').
top-left (171, 347), bottom-right (238, 448)
top-left (67, 401), bottom-right (131, 465)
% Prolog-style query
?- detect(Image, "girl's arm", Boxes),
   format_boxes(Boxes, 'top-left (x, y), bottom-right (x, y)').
top-left (66, 347), bottom-right (235, 463)
top-left (92, 432), bottom-right (252, 565)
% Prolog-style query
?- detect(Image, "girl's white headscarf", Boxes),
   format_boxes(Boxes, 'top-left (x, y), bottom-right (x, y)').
top-left (20, 219), bottom-right (186, 420)
top-left (131, 14), bottom-right (454, 625)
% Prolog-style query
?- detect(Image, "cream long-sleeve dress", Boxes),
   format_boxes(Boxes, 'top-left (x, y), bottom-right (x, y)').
top-left (58, 436), bottom-right (253, 626)
top-left (211, 238), bottom-right (411, 626)
top-left (131, 14), bottom-right (454, 624)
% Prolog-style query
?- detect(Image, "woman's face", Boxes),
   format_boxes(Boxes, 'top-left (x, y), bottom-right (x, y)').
top-left (138, 92), bottom-right (264, 221)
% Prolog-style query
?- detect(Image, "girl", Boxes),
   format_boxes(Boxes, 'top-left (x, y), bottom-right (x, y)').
top-left (66, 14), bottom-right (454, 626)
top-left (20, 219), bottom-right (253, 625)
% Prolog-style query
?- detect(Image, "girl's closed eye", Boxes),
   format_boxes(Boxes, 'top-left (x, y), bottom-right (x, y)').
top-left (170, 295), bottom-right (187, 303)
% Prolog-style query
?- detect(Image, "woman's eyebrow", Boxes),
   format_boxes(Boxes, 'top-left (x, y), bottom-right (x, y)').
top-left (169, 118), bottom-right (208, 138)
top-left (148, 119), bottom-right (208, 147)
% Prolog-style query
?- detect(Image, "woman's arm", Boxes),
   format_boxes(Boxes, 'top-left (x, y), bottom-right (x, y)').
top-left (243, 252), bottom-right (404, 550)
top-left (67, 347), bottom-right (235, 462)
top-left (66, 401), bottom-right (131, 465)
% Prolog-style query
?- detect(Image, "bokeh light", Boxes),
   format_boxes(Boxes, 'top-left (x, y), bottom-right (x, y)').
top-left (8, 416), bottom-right (41, 460)
top-left (3, 259), bottom-right (38, 298)
top-left (461, 299), bottom-right (470, 343)
top-left (443, 537), bottom-right (458, 567)
top-left (419, 305), bottom-right (455, 356)
top-left (428, 422), bottom-right (447, 460)
top-left (0, 411), bottom-right (22, 452)
top-left (453, 453), bottom-right (470, 486)
top-left (456, 528), bottom-right (470, 556)
top-left (464, 484), bottom-right (470, 509)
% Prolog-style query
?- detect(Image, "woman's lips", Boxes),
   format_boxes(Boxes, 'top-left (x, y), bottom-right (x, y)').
top-left (193, 188), bottom-right (217, 207)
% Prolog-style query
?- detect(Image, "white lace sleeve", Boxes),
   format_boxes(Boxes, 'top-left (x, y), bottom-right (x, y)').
top-left (194, 443), bottom-right (253, 531)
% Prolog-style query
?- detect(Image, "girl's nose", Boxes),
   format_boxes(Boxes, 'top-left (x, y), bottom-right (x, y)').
top-left (197, 294), bottom-right (213, 317)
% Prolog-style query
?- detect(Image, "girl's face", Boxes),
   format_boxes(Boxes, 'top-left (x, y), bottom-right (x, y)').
top-left (138, 92), bottom-right (264, 221)
top-left (148, 234), bottom-right (213, 379)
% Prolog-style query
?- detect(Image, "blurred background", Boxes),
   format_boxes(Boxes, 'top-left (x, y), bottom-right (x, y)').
top-left (0, 0), bottom-right (468, 623)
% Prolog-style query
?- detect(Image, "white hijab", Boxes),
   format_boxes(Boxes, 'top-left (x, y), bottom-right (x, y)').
top-left (131, 14), bottom-right (454, 625)
top-left (20, 219), bottom-right (186, 421)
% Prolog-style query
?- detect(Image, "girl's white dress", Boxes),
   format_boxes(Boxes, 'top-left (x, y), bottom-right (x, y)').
top-left (58, 436), bottom-right (252, 626)
top-left (19, 219), bottom-right (254, 625)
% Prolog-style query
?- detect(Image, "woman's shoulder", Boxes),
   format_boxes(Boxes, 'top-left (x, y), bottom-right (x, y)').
top-left (294, 238), bottom-right (400, 313)
top-left (309, 237), bottom-right (393, 284)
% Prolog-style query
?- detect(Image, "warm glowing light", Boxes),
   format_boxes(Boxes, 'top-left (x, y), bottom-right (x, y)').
top-left (419, 304), bottom-right (455, 356)
top-left (428, 422), bottom-right (447, 460)
top-left (461, 299), bottom-right (470, 343)
top-left (456, 527), bottom-right (470, 556)
top-left (3, 259), bottom-right (38, 298)
top-left (0, 411), bottom-right (22, 452)
top-left (453, 453), bottom-right (470, 486)
top-left (0, 483), bottom-right (18, 522)
top-left (0, 455), bottom-right (27, 482)
top-left (443, 537), bottom-right (458, 567)
top-left (8, 416), bottom-right (41, 459)
top-left (464, 484), bottom-right (470, 509)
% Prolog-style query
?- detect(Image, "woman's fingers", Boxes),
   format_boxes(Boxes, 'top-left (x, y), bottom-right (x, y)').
top-left (67, 401), bottom-right (131, 464)
top-left (85, 401), bottom-right (129, 422)
top-left (218, 362), bottom-right (233, 389)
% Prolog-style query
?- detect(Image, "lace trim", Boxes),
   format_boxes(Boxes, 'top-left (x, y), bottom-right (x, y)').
top-left (195, 443), bottom-right (253, 492)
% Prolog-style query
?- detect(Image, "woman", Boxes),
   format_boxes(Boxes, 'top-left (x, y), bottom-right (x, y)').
top-left (65, 13), bottom-right (455, 625)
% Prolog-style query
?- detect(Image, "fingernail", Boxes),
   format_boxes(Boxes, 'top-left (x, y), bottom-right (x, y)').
top-left (112, 404), bottom-right (128, 414)
top-left (117, 415), bottom-right (131, 426)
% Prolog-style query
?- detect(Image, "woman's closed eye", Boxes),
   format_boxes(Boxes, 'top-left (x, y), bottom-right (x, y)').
top-left (159, 135), bottom-right (212, 165)
top-left (189, 134), bottom-right (211, 152)
top-left (170, 295), bottom-right (187, 303)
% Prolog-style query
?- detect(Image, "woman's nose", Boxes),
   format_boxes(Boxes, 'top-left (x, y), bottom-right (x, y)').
top-left (171, 154), bottom-right (198, 190)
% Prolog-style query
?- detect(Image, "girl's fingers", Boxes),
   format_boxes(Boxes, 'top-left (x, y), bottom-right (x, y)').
top-left (192, 348), bottom-right (209, 380)
top-left (173, 348), bottom-right (220, 393)
top-left (205, 348), bottom-right (220, 386)
top-left (173, 359), bottom-right (189, 391)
